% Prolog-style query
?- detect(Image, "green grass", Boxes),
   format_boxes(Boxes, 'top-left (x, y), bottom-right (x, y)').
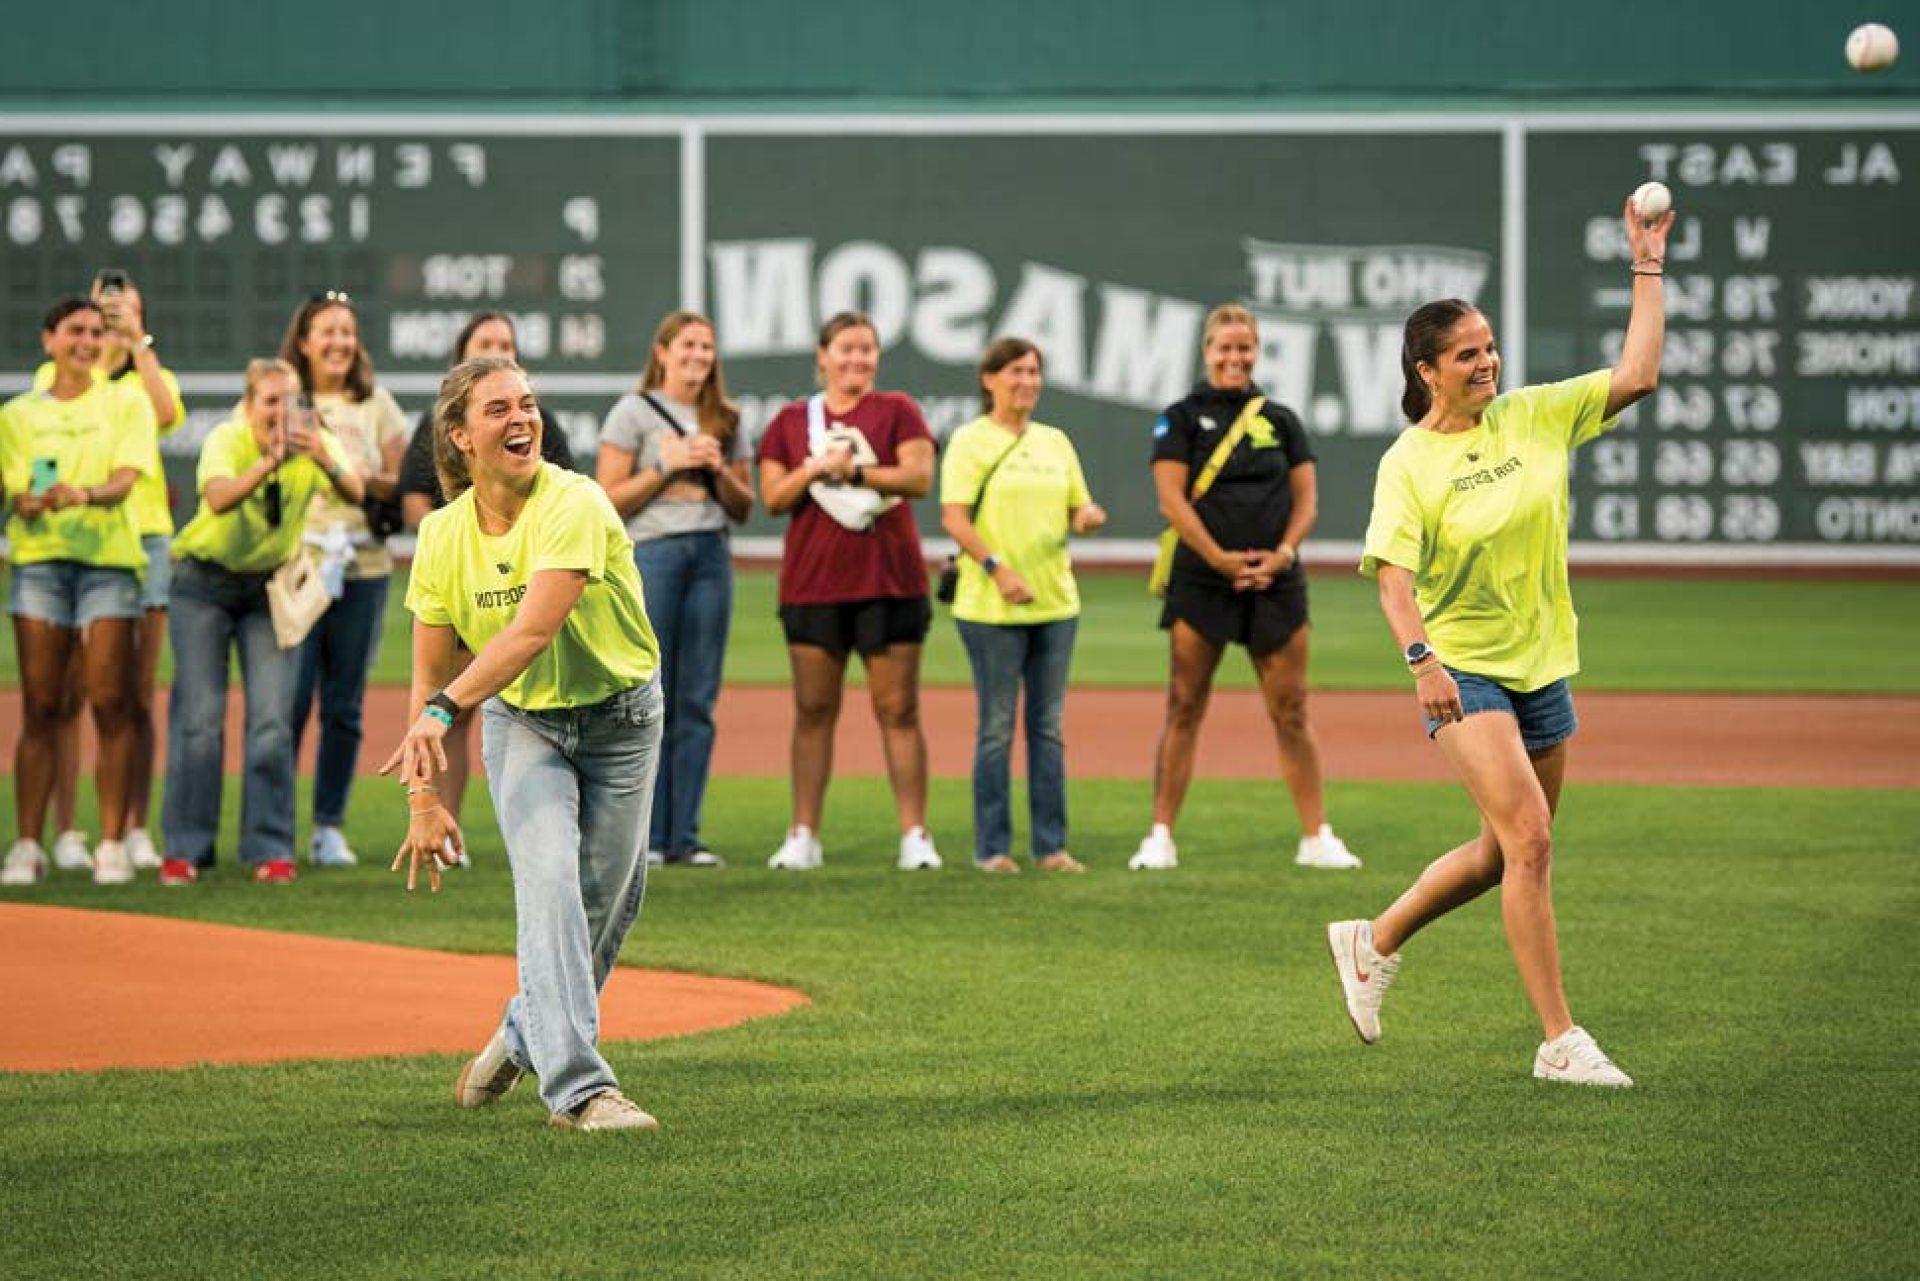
top-left (3, 776), bottom-right (1916, 1279)
top-left (2, 565), bottom-right (1909, 695)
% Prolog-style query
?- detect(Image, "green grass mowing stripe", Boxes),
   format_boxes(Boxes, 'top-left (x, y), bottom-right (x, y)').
top-left (1, 565), bottom-right (1914, 693)
top-left (2, 776), bottom-right (1915, 1278)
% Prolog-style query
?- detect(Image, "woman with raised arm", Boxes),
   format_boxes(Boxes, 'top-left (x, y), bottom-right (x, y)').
top-left (280, 290), bottom-right (410, 871)
top-left (1327, 195), bottom-right (1674, 1088)
top-left (755, 311), bottom-right (940, 873)
top-left (386, 357), bottom-right (665, 1134)
top-left (159, 359), bottom-right (362, 886)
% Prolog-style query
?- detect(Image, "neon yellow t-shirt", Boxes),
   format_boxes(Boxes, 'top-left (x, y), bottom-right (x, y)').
top-left (171, 417), bottom-right (354, 574)
top-left (940, 417), bottom-right (1092, 626)
top-left (406, 464), bottom-right (660, 711)
top-left (1359, 369), bottom-right (1618, 692)
top-left (1, 382), bottom-right (153, 572)
top-left (33, 359), bottom-right (185, 537)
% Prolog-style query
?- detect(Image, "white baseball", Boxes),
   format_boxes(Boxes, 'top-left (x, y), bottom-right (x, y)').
top-left (1631, 180), bottom-right (1672, 221)
top-left (1847, 23), bottom-right (1899, 73)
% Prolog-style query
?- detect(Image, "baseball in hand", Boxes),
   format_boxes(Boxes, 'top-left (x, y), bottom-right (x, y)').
top-left (1631, 180), bottom-right (1672, 222)
top-left (1847, 23), bottom-right (1900, 72)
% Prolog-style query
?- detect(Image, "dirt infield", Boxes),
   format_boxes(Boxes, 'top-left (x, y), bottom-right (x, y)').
top-left (0, 903), bottom-right (807, 1074)
top-left (6, 685), bottom-right (1915, 791)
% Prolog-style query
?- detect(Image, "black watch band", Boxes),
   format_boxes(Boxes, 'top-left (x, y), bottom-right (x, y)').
top-left (427, 691), bottom-right (462, 719)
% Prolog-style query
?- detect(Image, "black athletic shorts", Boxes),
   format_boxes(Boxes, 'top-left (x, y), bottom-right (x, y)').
top-left (1159, 577), bottom-right (1309, 655)
top-left (779, 596), bottom-right (933, 659)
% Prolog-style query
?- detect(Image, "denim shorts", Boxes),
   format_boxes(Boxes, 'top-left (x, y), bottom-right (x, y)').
top-left (140, 534), bottom-right (173, 610)
top-left (1426, 668), bottom-right (1578, 753)
top-left (8, 559), bottom-right (141, 629)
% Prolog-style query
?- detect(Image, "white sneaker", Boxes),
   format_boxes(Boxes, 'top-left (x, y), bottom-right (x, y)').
top-left (92, 839), bottom-right (135, 886)
top-left (1, 840), bottom-right (48, 887)
top-left (52, 829), bottom-right (92, 871)
top-left (1533, 1026), bottom-right (1634, 1088)
top-left (549, 1088), bottom-right (660, 1133)
top-left (1326, 919), bottom-right (1401, 1044)
top-left (897, 827), bottom-right (942, 871)
top-left (768, 826), bottom-right (823, 871)
top-left (124, 828), bottom-right (162, 870)
top-left (645, 850), bottom-right (666, 867)
top-left (1297, 824), bottom-right (1362, 870)
top-left (309, 826), bottom-right (359, 869)
top-left (1127, 825), bottom-right (1178, 871)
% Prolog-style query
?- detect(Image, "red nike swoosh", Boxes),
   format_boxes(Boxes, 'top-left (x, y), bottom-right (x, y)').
top-left (1352, 932), bottom-right (1370, 984)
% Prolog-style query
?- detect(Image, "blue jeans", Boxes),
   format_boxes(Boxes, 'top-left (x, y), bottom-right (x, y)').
top-left (482, 679), bottom-right (663, 1116)
top-left (162, 559), bottom-right (299, 867)
top-left (293, 574), bottom-right (388, 827)
top-left (633, 531), bottom-right (732, 857)
top-left (956, 617), bottom-right (1077, 862)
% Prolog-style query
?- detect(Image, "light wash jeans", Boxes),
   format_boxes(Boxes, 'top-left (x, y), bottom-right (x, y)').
top-left (162, 558), bottom-right (299, 867)
top-left (632, 530), bottom-right (732, 858)
top-left (482, 678), bottom-right (663, 1116)
top-left (955, 617), bottom-right (1078, 863)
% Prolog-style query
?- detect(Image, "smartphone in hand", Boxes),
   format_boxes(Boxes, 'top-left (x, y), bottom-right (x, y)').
top-left (30, 457), bottom-right (58, 496)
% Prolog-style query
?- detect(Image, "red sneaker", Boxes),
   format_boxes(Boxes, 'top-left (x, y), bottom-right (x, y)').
top-left (252, 859), bottom-right (297, 884)
top-left (159, 858), bottom-right (199, 887)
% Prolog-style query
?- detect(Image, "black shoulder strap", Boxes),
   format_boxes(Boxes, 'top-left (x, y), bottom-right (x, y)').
top-left (970, 435), bottom-right (1023, 521)
top-left (639, 392), bottom-right (695, 437)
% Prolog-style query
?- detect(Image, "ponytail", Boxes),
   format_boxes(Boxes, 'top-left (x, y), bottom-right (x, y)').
top-left (1400, 298), bottom-right (1477, 423)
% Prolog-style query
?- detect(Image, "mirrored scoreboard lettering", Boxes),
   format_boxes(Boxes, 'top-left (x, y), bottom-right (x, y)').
top-left (1528, 128), bottom-right (1920, 549)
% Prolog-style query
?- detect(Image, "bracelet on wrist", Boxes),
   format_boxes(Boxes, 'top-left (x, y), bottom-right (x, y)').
top-left (422, 705), bottom-right (455, 730)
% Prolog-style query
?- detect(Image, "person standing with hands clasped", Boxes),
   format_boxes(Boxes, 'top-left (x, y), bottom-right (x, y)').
top-left (1328, 194), bottom-right (1674, 1088)
top-left (386, 357), bottom-right (665, 1133)
top-left (940, 338), bottom-right (1105, 873)
top-left (756, 311), bottom-right (941, 873)
top-left (1131, 305), bottom-right (1357, 873)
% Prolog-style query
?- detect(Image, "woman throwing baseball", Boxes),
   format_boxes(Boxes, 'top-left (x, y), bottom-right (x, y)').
top-left (1328, 194), bottom-right (1673, 1087)
top-left (385, 356), bottom-right (665, 1133)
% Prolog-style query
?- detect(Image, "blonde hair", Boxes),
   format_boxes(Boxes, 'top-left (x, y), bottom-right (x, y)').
top-left (243, 357), bottom-right (301, 403)
top-left (1203, 304), bottom-right (1259, 349)
top-left (639, 310), bottom-right (740, 452)
top-left (433, 356), bottom-right (524, 501)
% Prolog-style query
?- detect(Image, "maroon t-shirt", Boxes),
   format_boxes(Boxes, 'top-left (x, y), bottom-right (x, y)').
top-left (757, 391), bottom-right (933, 606)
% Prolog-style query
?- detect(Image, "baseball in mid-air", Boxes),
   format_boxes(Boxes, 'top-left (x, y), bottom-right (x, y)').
top-left (1631, 180), bottom-right (1672, 222)
top-left (1847, 23), bottom-right (1900, 73)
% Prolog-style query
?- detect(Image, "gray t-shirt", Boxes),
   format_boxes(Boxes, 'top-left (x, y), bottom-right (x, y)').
top-left (598, 391), bottom-right (750, 543)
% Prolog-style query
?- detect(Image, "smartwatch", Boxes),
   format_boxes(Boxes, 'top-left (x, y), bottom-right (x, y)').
top-left (981, 555), bottom-right (1000, 574)
top-left (851, 463), bottom-right (867, 487)
top-left (427, 690), bottom-right (462, 719)
top-left (1404, 641), bottom-right (1435, 668)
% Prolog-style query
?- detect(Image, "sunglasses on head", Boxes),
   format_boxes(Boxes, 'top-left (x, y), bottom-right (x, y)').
top-left (308, 290), bottom-right (353, 307)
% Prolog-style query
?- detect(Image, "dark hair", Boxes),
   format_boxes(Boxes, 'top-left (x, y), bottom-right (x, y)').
top-left (43, 295), bottom-right (102, 333)
top-left (978, 337), bottom-right (1042, 413)
top-left (640, 310), bottom-right (740, 452)
top-left (1400, 298), bottom-right (1479, 422)
top-left (451, 311), bottom-right (516, 366)
top-left (278, 294), bottom-right (375, 402)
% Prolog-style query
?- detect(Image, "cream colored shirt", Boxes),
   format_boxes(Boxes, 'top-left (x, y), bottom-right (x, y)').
top-left (302, 385), bottom-right (409, 579)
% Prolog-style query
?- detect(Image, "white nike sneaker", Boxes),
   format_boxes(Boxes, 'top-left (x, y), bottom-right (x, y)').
top-left (310, 826), bottom-right (359, 868)
top-left (897, 827), bottom-right (942, 871)
top-left (124, 828), bottom-right (162, 870)
top-left (1533, 1027), bottom-right (1634, 1088)
top-left (1326, 919), bottom-right (1401, 1044)
top-left (1127, 825), bottom-right (1178, 871)
top-left (92, 839), bottom-right (136, 886)
top-left (52, 829), bottom-right (93, 871)
top-left (768, 826), bottom-right (823, 871)
top-left (1, 840), bottom-right (48, 887)
top-left (1296, 825), bottom-right (1362, 870)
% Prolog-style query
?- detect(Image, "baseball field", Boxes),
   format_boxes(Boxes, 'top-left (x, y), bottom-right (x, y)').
top-left (2, 570), bottom-right (1916, 1279)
